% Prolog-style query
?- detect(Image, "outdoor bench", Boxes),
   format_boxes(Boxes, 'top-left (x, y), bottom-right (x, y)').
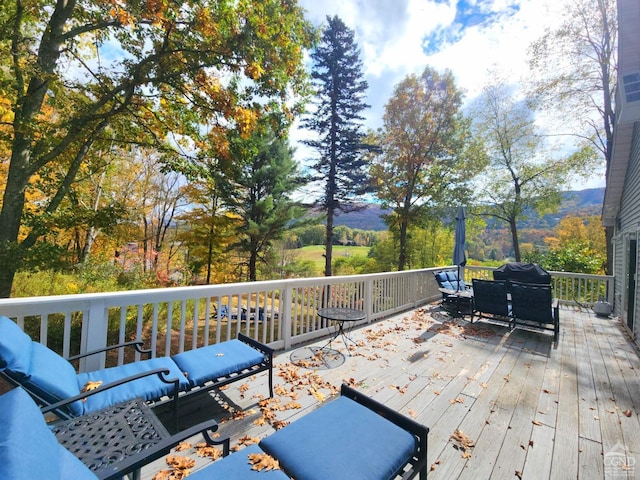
top-left (0, 383), bottom-right (429, 480)
top-left (0, 315), bottom-right (273, 429)
top-left (189, 383), bottom-right (429, 480)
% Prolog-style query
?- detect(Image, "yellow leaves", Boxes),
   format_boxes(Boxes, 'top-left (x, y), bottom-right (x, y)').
top-left (80, 381), bottom-right (103, 401)
top-left (234, 107), bottom-right (259, 139)
top-left (248, 452), bottom-right (280, 472)
top-left (245, 63), bottom-right (265, 80)
top-left (152, 455), bottom-right (195, 479)
top-left (194, 443), bottom-right (224, 460)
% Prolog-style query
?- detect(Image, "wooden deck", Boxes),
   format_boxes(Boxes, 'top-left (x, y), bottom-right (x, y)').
top-left (145, 304), bottom-right (640, 480)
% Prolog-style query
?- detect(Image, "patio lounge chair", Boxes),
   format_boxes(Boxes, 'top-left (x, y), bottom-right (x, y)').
top-left (0, 387), bottom-right (226, 480)
top-left (471, 278), bottom-right (511, 325)
top-left (0, 384), bottom-right (429, 480)
top-left (0, 315), bottom-right (273, 428)
top-left (434, 269), bottom-right (468, 296)
top-left (509, 281), bottom-right (560, 343)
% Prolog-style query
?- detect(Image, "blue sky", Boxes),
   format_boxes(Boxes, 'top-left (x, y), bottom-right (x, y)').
top-left (294, 0), bottom-right (606, 191)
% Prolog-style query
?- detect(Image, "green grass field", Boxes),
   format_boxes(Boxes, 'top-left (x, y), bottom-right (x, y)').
top-left (294, 245), bottom-right (370, 271)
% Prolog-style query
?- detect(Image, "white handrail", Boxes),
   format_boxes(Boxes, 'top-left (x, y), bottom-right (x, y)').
top-left (0, 267), bottom-right (613, 372)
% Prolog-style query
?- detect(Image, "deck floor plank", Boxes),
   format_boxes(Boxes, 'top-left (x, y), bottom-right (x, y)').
top-left (139, 305), bottom-right (640, 480)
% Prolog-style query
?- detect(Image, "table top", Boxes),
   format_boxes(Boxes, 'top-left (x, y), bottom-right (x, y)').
top-left (439, 287), bottom-right (474, 298)
top-left (51, 398), bottom-right (170, 475)
top-left (317, 307), bottom-right (366, 322)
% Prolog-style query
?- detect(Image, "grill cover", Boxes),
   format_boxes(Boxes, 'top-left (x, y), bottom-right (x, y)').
top-left (492, 262), bottom-right (551, 285)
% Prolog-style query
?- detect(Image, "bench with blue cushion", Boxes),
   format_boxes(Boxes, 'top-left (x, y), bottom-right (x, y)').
top-left (178, 384), bottom-right (428, 480)
top-left (0, 315), bottom-right (273, 429)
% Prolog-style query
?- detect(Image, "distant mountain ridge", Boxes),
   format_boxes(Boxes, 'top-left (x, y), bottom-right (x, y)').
top-left (332, 188), bottom-right (605, 231)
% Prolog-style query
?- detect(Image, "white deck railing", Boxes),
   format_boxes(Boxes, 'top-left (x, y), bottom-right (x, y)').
top-left (0, 267), bottom-right (613, 372)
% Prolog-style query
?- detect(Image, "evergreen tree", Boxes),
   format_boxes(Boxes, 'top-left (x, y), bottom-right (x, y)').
top-left (303, 16), bottom-right (371, 277)
top-left (226, 120), bottom-right (306, 281)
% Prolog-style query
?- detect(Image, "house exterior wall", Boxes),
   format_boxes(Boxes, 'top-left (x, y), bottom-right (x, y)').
top-left (613, 121), bottom-right (640, 338)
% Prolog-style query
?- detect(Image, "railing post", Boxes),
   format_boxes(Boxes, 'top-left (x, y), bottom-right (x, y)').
top-left (79, 299), bottom-right (108, 372)
top-left (280, 286), bottom-right (292, 350)
top-left (365, 278), bottom-right (373, 322)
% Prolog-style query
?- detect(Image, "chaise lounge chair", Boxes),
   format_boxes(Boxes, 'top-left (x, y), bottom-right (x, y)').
top-left (0, 315), bottom-right (273, 429)
top-left (0, 384), bottom-right (429, 480)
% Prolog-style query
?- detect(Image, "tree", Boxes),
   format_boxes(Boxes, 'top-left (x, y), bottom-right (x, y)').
top-left (177, 178), bottom-right (235, 284)
top-left (371, 67), bottom-right (483, 270)
top-left (528, 0), bottom-right (617, 273)
top-left (224, 120), bottom-right (307, 281)
top-left (0, 0), bottom-right (314, 297)
top-left (472, 81), bottom-right (596, 262)
top-left (303, 15), bottom-right (371, 277)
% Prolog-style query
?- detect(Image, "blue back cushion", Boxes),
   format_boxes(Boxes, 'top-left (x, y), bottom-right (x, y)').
top-left (77, 357), bottom-right (189, 414)
top-left (0, 316), bottom-right (33, 373)
top-left (172, 339), bottom-right (265, 387)
top-left (24, 342), bottom-right (83, 415)
top-left (260, 396), bottom-right (417, 480)
top-left (0, 388), bottom-right (95, 480)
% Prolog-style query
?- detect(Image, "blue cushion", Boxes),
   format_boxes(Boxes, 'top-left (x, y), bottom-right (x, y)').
top-left (23, 342), bottom-right (83, 415)
top-left (77, 357), bottom-right (189, 414)
top-left (0, 388), bottom-right (95, 480)
top-left (0, 316), bottom-right (33, 373)
top-left (259, 396), bottom-right (417, 480)
top-left (187, 444), bottom-right (290, 480)
top-left (172, 339), bottom-right (265, 387)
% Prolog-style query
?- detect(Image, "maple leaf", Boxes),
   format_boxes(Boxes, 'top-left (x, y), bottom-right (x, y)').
top-left (174, 442), bottom-right (191, 452)
top-left (166, 455), bottom-right (195, 469)
top-left (450, 429), bottom-right (475, 456)
top-left (195, 444), bottom-right (223, 460)
top-left (80, 380), bottom-right (103, 401)
top-left (248, 452), bottom-right (280, 471)
top-left (272, 420), bottom-right (290, 430)
top-left (152, 470), bottom-right (171, 480)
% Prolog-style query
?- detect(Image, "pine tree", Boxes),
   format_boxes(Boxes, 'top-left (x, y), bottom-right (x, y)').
top-left (303, 16), bottom-right (371, 277)
top-left (226, 120), bottom-right (306, 281)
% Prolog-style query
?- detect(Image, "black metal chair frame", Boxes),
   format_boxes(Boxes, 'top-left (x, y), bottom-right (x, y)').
top-left (470, 279), bottom-right (511, 325)
top-left (509, 281), bottom-right (560, 343)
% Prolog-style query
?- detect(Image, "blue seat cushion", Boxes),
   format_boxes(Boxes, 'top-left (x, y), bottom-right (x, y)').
top-left (172, 339), bottom-right (265, 388)
top-left (0, 316), bottom-right (33, 373)
top-left (0, 388), bottom-right (96, 480)
top-left (77, 357), bottom-right (189, 415)
top-left (259, 396), bottom-right (417, 480)
top-left (187, 444), bottom-right (290, 480)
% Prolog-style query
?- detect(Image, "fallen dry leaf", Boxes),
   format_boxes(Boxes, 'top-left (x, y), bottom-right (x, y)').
top-left (450, 428), bottom-right (475, 458)
top-left (624, 409), bottom-right (633, 417)
top-left (174, 442), bottom-right (191, 452)
top-left (248, 452), bottom-right (280, 471)
top-left (532, 420), bottom-right (543, 426)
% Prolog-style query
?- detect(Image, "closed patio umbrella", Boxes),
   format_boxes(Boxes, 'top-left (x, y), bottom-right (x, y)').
top-left (453, 206), bottom-right (466, 290)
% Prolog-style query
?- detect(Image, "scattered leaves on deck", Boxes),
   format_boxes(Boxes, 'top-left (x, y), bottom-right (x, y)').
top-left (248, 452), bottom-right (281, 471)
top-left (450, 429), bottom-right (475, 458)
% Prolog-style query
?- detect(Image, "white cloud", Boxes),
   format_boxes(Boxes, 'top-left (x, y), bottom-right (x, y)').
top-left (296, 0), bottom-right (605, 190)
